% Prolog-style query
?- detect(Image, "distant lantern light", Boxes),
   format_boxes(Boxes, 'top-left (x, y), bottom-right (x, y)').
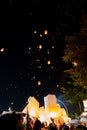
top-left (52, 46), bottom-right (54, 49)
top-left (47, 51), bottom-right (50, 54)
top-left (56, 85), bottom-right (59, 88)
top-left (47, 60), bottom-right (51, 65)
top-left (29, 47), bottom-right (31, 50)
top-left (38, 45), bottom-right (42, 50)
top-left (0, 48), bottom-right (5, 52)
top-left (11, 102), bottom-right (13, 105)
top-left (40, 34), bottom-right (43, 37)
top-left (72, 61), bottom-right (78, 67)
top-left (37, 81), bottom-right (41, 86)
top-left (44, 30), bottom-right (48, 35)
top-left (34, 30), bottom-right (37, 34)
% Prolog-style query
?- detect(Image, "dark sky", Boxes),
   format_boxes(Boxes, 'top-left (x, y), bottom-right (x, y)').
top-left (0, 0), bottom-right (87, 114)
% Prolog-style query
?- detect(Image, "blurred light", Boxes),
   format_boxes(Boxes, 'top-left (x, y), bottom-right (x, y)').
top-left (56, 85), bottom-right (59, 88)
top-left (0, 48), bottom-right (5, 52)
top-left (36, 59), bottom-right (40, 62)
top-left (40, 34), bottom-right (43, 37)
top-left (52, 46), bottom-right (54, 49)
top-left (37, 66), bottom-right (42, 69)
top-left (38, 45), bottom-right (42, 50)
top-left (11, 102), bottom-right (13, 105)
top-left (72, 61), bottom-right (78, 67)
top-left (37, 81), bottom-right (41, 86)
top-left (49, 112), bottom-right (58, 118)
top-left (44, 30), bottom-right (48, 35)
top-left (51, 66), bottom-right (54, 69)
top-left (32, 76), bottom-right (36, 80)
top-left (29, 47), bottom-right (31, 50)
top-left (34, 30), bottom-right (37, 34)
top-left (47, 60), bottom-right (51, 65)
top-left (47, 51), bottom-right (50, 54)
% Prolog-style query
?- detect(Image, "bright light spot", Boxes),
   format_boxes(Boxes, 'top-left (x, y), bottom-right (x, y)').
top-left (52, 46), bottom-right (54, 49)
top-left (0, 48), bottom-right (5, 52)
top-left (56, 85), bottom-right (59, 88)
top-left (37, 81), bottom-right (41, 86)
top-left (44, 30), bottom-right (48, 35)
top-left (29, 108), bottom-right (37, 117)
top-left (40, 34), bottom-right (43, 37)
top-left (11, 102), bottom-right (13, 105)
top-left (34, 30), bottom-right (37, 34)
top-left (49, 112), bottom-right (58, 118)
top-left (47, 60), bottom-right (51, 65)
top-left (72, 61), bottom-right (78, 67)
top-left (38, 45), bottom-right (42, 50)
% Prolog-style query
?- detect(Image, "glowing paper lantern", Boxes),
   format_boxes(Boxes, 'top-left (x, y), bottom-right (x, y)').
top-left (23, 96), bottom-right (39, 118)
top-left (44, 30), bottom-right (48, 35)
top-left (39, 107), bottom-right (48, 122)
top-left (37, 81), bottom-right (41, 86)
top-left (47, 60), bottom-right (51, 65)
top-left (0, 48), bottom-right (5, 52)
top-left (44, 94), bottom-right (57, 109)
top-left (22, 94), bottom-right (70, 124)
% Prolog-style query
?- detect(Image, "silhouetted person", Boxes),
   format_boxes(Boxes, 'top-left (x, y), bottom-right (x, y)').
top-left (33, 119), bottom-right (41, 130)
top-left (0, 112), bottom-right (17, 130)
top-left (48, 123), bottom-right (58, 130)
top-left (76, 124), bottom-right (87, 130)
top-left (0, 111), bottom-right (25, 130)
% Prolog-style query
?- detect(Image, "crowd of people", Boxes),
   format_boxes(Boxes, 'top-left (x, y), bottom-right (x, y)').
top-left (0, 111), bottom-right (87, 130)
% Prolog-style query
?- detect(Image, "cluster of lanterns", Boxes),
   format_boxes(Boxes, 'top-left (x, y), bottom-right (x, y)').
top-left (23, 94), bottom-right (70, 125)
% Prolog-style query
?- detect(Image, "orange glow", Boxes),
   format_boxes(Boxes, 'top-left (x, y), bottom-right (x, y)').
top-left (37, 81), bottom-right (41, 86)
top-left (0, 48), bottom-right (5, 52)
top-left (34, 30), bottom-right (37, 34)
top-left (72, 61), bottom-right (78, 66)
top-left (22, 95), bottom-right (70, 124)
top-left (44, 30), bottom-right (48, 35)
top-left (40, 34), bottom-right (43, 37)
top-left (38, 45), bottom-right (42, 50)
top-left (47, 60), bottom-right (51, 65)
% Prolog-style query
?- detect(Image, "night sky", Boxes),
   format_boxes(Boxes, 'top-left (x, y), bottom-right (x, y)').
top-left (0, 0), bottom-right (87, 114)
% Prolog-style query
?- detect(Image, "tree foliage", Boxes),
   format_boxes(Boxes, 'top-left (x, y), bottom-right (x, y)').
top-left (63, 14), bottom-right (87, 88)
top-left (61, 14), bottom-right (87, 113)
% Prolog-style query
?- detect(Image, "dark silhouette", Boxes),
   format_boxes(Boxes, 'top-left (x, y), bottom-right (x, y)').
top-left (33, 119), bottom-right (41, 130)
top-left (0, 112), bottom-right (25, 130)
top-left (48, 123), bottom-right (58, 130)
top-left (76, 124), bottom-right (87, 130)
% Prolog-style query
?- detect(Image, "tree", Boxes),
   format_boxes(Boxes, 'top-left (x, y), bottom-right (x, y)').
top-left (61, 14), bottom-right (87, 113)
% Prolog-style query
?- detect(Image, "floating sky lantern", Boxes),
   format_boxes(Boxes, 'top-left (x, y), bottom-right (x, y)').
top-left (0, 48), bottom-right (5, 52)
top-left (44, 30), bottom-right (48, 35)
